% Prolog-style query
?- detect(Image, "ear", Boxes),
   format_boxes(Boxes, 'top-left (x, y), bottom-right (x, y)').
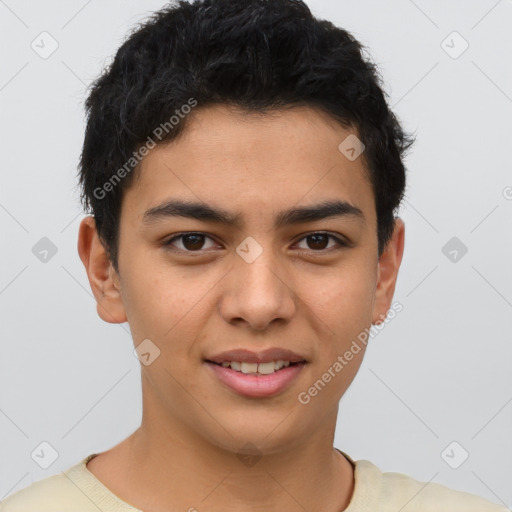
top-left (371, 217), bottom-right (405, 325)
top-left (77, 216), bottom-right (127, 324)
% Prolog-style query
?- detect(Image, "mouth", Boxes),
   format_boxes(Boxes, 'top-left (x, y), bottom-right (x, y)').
top-left (204, 359), bottom-right (307, 398)
top-left (205, 359), bottom-right (305, 375)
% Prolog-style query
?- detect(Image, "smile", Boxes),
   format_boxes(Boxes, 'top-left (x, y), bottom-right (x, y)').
top-left (212, 360), bottom-right (296, 375)
top-left (205, 360), bottom-right (306, 398)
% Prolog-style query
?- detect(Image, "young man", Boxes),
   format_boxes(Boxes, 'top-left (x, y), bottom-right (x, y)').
top-left (1, 1), bottom-right (508, 511)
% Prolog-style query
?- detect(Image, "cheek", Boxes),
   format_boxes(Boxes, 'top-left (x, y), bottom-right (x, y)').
top-left (118, 261), bottom-right (214, 348)
top-left (303, 261), bottom-right (376, 347)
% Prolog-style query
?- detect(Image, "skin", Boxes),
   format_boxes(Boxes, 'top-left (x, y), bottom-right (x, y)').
top-left (78, 104), bottom-right (405, 512)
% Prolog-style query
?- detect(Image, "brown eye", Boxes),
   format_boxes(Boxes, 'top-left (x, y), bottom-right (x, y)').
top-left (165, 233), bottom-right (217, 252)
top-left (306, 234), bottom-right (329, 250)
top-left (295, 232), bottom-right (347, 251)
top-left (181, 234), bottom-right (205, 250)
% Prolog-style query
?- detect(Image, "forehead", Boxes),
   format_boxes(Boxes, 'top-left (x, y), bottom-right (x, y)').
top-left (124, 104), bottom-right (376, 229)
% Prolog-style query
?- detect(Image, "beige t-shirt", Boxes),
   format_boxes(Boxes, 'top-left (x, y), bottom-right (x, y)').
top-left (0, 451), bottom-right (509, 511)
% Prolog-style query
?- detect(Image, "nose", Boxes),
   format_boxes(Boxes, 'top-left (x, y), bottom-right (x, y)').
top-left (218, 249), bottom-right (296, 331)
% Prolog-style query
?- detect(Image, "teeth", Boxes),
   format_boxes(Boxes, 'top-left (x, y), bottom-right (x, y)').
top-left (256, 362), bottom-right (275, 374)
top-left (217, 360), bottom-right (297, 374)
top-left (241, 362), bottom-right (258, 374)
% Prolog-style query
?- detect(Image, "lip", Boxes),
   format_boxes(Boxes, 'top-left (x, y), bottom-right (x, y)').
top-left (205, 360), bottom-right (306, 398)
top-left (205, 348), bottom-right (307, 365)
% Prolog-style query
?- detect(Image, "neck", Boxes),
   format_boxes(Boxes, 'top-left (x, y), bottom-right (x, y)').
top-left (114, 410), bottom-right (354, 511)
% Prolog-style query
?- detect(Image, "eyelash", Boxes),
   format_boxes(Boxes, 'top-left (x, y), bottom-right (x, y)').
top-left (163, 231), bottom-right (348, 254)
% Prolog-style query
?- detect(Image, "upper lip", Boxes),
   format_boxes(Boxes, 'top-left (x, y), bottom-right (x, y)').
top-left (205, 348), bottom-right (307, 364)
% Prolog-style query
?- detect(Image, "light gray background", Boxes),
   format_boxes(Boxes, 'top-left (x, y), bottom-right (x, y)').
top-left (0, 0), bottom-right (511, 507)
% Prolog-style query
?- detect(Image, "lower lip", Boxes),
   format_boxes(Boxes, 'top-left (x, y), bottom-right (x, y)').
top-left (205, 362), bottom-right (305, 398)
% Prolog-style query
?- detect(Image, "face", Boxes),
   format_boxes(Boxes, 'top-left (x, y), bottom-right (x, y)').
top-left (79, 104), bottom-right (404, 455)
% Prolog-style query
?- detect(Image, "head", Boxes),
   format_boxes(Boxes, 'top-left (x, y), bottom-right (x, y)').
top-left (78, 0), bottom-right (412, 454)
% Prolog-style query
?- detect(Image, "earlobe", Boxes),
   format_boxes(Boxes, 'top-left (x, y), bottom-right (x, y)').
top-left (371, 217), bottom-right (405, 325)
top-left (77, 216), bottom-right (127, 324)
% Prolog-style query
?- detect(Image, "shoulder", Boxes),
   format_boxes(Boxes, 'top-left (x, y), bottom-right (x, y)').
top-left (0, 473), bottom-right (92, 511)
top-left (359, 459), bottom-right (510, 511)
top-left (0, 455), bottom-right (108, 512)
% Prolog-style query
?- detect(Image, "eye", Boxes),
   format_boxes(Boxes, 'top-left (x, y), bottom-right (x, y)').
top-left (294, 232), bottom-right (347, 251)
top-left (164, 232), bottom-right (219, 252)
top-left (163, 231), bottom-right (348, 254)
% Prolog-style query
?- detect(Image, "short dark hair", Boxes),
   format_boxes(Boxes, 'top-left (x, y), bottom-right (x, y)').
top-left (78, 0), bottom-right (414, 271)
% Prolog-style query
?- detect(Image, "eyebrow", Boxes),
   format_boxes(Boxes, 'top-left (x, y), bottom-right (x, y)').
top-left (142, 198), bottom-right (365, 229)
